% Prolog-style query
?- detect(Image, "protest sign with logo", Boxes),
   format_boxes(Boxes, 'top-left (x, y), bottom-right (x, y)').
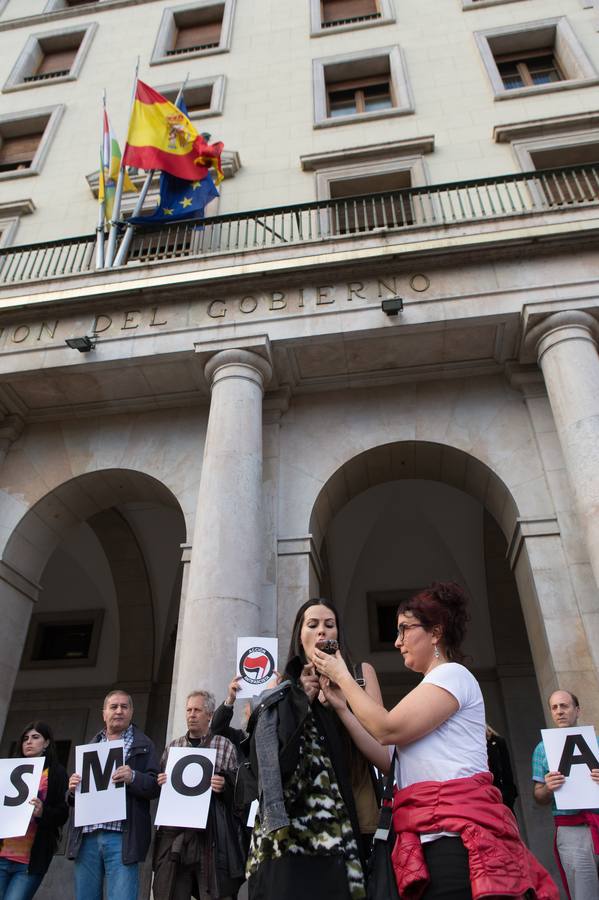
top-left (155, 747), bottom-right (216, 829)
top-left (236, 637), bottom-right (278, 699)
top-left (0, 757), bottom-right (44, 839)
top-left (541, 725), bottom-right (599, 810)
top-left (74, 740), bottom-right (126, 827)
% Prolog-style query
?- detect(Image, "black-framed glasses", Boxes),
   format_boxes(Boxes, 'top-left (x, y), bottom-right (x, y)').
top-left (396, 623), bottom-right (423, 643)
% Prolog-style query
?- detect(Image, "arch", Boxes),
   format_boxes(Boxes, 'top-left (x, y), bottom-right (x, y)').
top-left (310, 441), bottom-right (518, 556)
top-left (2, 467), bottom-right (185, 588)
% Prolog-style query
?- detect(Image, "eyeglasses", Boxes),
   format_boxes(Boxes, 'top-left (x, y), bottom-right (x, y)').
top-left (396, 623), bottom-right (424, 643)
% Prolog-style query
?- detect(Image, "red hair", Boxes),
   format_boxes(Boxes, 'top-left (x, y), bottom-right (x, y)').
top-left (398, 582), bottom-right (469, 662)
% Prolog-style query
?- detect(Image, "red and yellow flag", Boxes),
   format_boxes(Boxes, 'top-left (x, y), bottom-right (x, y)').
top-left (123, 81), bottom-right (223, 183)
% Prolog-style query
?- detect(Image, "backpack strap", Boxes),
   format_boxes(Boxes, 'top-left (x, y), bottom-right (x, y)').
top-left (353, 661), bottom-right (366, 688)
top-left (374, 748), bottom-right (398, 841)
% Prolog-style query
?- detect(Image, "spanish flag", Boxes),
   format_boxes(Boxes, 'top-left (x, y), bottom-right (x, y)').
top-left (123, 81), bottom-right (223, 183)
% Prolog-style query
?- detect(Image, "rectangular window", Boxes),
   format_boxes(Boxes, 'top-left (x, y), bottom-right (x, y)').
top-left (314, 46), bottom-right (413, 127)
top-left (21, 609), bottom-right (104, 669)
top-left (151, 2), bottom-right (235, 65)
top-left (531, 144), bottom-right (599, 204)
top-left (156, 76), bottom-right (225, 120)
top-left (496, 49), bottom-right (563, 90)
top-left (321, 0), bottom-right (380, 28)
top-left (25, 46), bottom-right (78, 83)
top-left (0, 132), bottom-right (42, 173)
top-left (168, 12), bottom-right (222, 55)
top-left (329, 170), bottom-right (414, 233)
top-left (4, 25), bottom-right (96, 92)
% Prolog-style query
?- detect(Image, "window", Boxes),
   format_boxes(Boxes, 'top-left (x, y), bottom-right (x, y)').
top-left (44, 0), bottom-right (100, 10)
top-left (0, 106), bottom-right (64, 180)
top-left (4, 24), bottom-right (97, 92)
top-left (496, 49), bottom-right (563, 90)
top-left (367, 590), bottom-right (417, 651)
top-left (310, 0), bottom-right (395, 35)
top-left (302, 138), bottom-right (433, 234)
top-left (313, 46), bottom-right (414, 127)
top-left (158, 75), bottom-right (226, 119)
top-left (463, 0), bottom-right (526, 8)
top-left (151, 0), bottom-right (236, 65)
top-left (21, 609), bottom-right (104, 669)
top-left (475, 18), bottom-right (599, 100)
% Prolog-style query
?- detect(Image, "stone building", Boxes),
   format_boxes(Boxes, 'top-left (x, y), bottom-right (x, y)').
top-left (0, 0), bottom-right (598, 891)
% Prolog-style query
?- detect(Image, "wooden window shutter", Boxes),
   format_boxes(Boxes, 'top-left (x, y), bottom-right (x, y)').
top-left (37, 47), bottom-right (78, 76)
top-left (322, 0), bottom-right (378, 24)
top-left (0, 133), bottom-right (41, 168)
top-left (174, 20), bottom-right (221, 51)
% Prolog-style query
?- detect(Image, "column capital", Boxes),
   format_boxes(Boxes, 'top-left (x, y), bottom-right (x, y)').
top-left (204, 348), bottom-right (273, 392)
top-left (523, 310), bottom-right (599, 364)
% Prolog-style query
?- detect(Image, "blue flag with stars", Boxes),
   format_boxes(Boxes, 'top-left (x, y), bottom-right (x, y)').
top-left (129, 96), bottom-right (219, 226)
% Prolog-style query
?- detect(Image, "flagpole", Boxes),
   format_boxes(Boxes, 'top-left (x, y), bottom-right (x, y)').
top-left (113, 73), bottom-right (190, 268)
top-left (105, 58), bottom-right (139, 268)
top-left (95, 91), bottom-right (107, 269)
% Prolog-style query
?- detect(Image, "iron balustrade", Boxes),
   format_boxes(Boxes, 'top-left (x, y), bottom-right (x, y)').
top-left (0, 164), bottom-right (598, 285)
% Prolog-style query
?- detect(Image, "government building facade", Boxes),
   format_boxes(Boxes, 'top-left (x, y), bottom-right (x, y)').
top-left (0, 0), bottom-right (598, 893)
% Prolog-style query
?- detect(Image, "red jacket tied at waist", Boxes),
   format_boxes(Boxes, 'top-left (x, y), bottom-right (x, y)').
top-left (391, 771), bottom-right (558, 900)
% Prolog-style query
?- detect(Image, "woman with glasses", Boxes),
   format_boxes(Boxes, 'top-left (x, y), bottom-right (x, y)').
top-left (0, 721), bottom-right (68, 900)
top-left (313, 582), bottom-right (557, 900)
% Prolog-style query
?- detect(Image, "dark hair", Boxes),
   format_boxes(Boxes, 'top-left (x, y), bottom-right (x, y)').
top-left (549, 690), bottom-right (579, 709)
top-left (16, 721), bottom-right (59, 767)
top-left (398, 582), bottom-right (469, 662)
top-left (286, 598), bottom-right (354, 671)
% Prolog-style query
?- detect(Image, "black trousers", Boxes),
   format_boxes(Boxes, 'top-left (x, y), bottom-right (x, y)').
top-left (421, 837), bottom-right (473, 900)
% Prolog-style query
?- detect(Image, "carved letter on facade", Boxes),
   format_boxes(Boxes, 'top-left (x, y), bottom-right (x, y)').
top-left (269, 291), bottom-right (286, 311)
top-left (316, 286), bottom-right (335, 305)
top-left (91, 314), bottom-right (112, 335)
top-left (121, 310), bottom-right (141, 330)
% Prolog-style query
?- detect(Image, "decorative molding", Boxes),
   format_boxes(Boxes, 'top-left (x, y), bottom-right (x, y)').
top-left (3, 21), bottom-right (97, 93)
top-left (504, 362), bottom-right (546, 397)
top-left (0, 0), bottom-right (159, 32)
top-left (300, 137), bottom-right (434, 172)
top-left (507, 515), bottom-right (561, 570)
top-left (0, 559), bottom-right (41, 602)
top-left (263, 386), bottom-right (291, 424)
top-left (494, 112), bottom-right (599, 144)
top-left (523, 310), bottom-right (599, 364)
top-left (277, 535), bottom-right (323, 583)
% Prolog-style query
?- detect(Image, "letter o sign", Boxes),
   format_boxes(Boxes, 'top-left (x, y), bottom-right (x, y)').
top-left (170, 755), bottom-right (213, 797)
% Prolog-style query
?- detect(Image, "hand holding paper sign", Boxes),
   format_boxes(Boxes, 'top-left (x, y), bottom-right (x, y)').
top-left (155, 747), bottom-right (217, 829)
top-left (73, 740), bottom-right (126, 828)
top-left (541, 725), bottom-right (599, 810)
top-left (0, 757), bottom-right (45, 840)
top-left (236, 637), bottom-right (278, 700)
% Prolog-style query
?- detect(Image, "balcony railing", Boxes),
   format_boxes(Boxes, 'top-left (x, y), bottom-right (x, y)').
top-left (0, 164), bottom-right (598, 286)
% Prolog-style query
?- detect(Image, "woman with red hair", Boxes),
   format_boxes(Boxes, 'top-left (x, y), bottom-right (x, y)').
top-left (313, 582), bottom-right (558, 900)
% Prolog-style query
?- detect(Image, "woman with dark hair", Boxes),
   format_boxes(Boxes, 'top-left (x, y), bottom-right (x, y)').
top-left (314, 582), bottom-right (558, 900)
top-left (246, 598), bottom-right (389, 900)
top-left (0, 721), bottom-right (68, 900)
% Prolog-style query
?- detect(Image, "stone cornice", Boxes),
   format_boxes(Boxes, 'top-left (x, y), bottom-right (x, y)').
top-left (494, 112), bottom-right (599, 144)
top-left (507, 516), bottom-right (561, 571)
top-left (0, 0), bottom-right (159, 32)
top-left (300, 137), bottom-right (435, 171)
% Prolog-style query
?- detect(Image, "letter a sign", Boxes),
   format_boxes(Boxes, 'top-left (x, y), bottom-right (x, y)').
top-left (541, 725), bottom-right (599, 810)
top-left (0, 757), bottom-right (44, 839)
top-left (74, 740), bottom-right (126, 827)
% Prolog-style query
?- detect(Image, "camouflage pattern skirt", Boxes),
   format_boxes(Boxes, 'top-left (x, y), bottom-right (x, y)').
top-left (246, 710), bottom-right (366, 899)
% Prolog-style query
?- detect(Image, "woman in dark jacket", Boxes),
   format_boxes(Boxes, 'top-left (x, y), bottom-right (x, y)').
top-left (0, 720), bottom-right (68, 899)
top-left (246, 599), bottom-right (389, 900)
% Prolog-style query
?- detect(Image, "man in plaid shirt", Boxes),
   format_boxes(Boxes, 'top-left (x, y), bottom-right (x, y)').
top-left (67, 690), bottom-right (160, 899)
top-left (153, 690), bottom-right (244, 899)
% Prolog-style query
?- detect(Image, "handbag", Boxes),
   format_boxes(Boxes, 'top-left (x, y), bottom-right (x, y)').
top-left (366, 749), bottom-right (400, 900)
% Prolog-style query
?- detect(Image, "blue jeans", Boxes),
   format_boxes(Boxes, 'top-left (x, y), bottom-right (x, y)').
top-left (74, 831), bottom-right (139, 900)
top-left (0, 858), bottom-right (43, 900)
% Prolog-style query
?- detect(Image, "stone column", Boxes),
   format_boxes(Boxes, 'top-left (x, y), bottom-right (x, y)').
top-left (527, 311), bottom-right (599, 597)
top-left (169, 349), bottom-right (271, 737)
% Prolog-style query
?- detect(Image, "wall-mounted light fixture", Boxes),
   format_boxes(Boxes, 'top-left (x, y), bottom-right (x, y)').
top-left (381, 296), bottom-right (403, 316)
top-left (65, 336), bottom-right (95, 353)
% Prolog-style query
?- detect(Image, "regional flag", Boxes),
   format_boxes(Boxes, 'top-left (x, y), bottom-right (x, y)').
top-left (99, 109), bottom-right (136, 221)
top-left (123, 81), bottom-right (223, 183)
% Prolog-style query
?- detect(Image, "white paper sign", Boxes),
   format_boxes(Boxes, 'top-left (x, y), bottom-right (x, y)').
top-left (0, 757), bottom-right (44, 839)
top-left (246, 798), bottom-right (259, 828)
top-left (155, 747), bottom-right (216, 829)
top-left (541, 725), bottom-right (599, 810)
top-left (236, 637), bottom-right (278, 700)
top-left (74, 740), bottom-right (126, 828)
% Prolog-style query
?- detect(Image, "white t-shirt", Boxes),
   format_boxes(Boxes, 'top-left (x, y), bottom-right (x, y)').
top-left (396, 662), bottom-right (488, 840)
top-left (397, 662), bottom-right (487, 787)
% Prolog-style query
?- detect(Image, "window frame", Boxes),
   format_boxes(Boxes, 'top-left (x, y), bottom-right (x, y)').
top-left (0, 105), bottom-right (64, 181)
top-left (462, 0), bottom-right (527, 9)
top-left (20, 609), bottom-right (105, 670)
top-left (157, 74), bottom-right (226, 120)
top-left (495, 47), bottom-right (564, 90)
top-left (313, 45), bottom-right (414, 128)
top-left (474, 17), bottom-right (599, 101)
top-left (150, 0), bottom-right (236, 66)
top-left (310, 0), bottom-right (395, 37)
top-left (3, 22), bottom-right (97, 92)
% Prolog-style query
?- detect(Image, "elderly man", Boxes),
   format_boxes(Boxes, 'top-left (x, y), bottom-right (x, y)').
top-left (532, 689), bottom-right (599, 900)
top-left (153, 689), bottom-right (244, 900)
top-left (67, 689), bottom-right (160, 900)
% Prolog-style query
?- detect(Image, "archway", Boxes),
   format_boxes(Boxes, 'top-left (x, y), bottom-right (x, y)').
top-left (308, 441), bottom-right (551, 868)
top-left (0, 468), bottom-right (186, 759)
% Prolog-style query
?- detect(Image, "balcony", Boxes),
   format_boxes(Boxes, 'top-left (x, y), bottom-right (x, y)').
top-left (1, 164), bottom-right (598, 288)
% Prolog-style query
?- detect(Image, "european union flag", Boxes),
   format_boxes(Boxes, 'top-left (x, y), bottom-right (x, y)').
top-left (130, 171), bottom-right (219, 225)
